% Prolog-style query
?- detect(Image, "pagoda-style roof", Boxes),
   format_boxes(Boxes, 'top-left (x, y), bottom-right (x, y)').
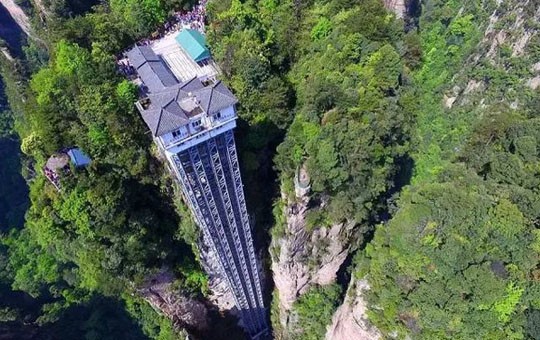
top-left (139, 77), bottom-right (237, 137)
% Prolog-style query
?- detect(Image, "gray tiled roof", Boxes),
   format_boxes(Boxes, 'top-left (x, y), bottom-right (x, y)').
top-left (205, 81), bottom-right (238, 113)
top-left (127, 45), bottom-right (160, 68)
top-left (139, 77), bottom-right (237, 137)
top-left (127, 45), bottom-right (179, 92)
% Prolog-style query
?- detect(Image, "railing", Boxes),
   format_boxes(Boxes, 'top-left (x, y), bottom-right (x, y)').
top-left (162, 116), bottom-right (237, 150)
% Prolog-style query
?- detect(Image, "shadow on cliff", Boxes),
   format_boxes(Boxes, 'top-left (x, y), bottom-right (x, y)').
top-left (201, 305), bottom-right (272, 340)
top-left (0, 78), bottom-right (29, 231)
top-left (0, 137), bottom-right (29, 231)
top-left (202, 308), bottom-right (248, 340)
top-left (405, 0), bottom-right (422, 31)
top-left (335, 154), bottom-right (415, 292)
top-left (0, 294), bottom-right (149, 340)
top-left (234, 117), bottom-right (286, 336)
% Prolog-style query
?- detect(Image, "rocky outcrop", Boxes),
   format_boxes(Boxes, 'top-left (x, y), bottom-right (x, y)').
top-left (326, 277), bottom-right (381, 340)
top-left (484, 2), bottom-right (539, 61)
top-left (139, 271), bottom-right (209, 334)
top-left (0, 47), bottom-right (14, 61)
top-left (383, 0), bottom-right (407, 19)
top-left (271, 188), bottom-right (355, 330)
top-left (444, 1), bottom-right (540, 110)
top-left (198, 231), bottom-right (238, 312)
top-left (0, 0), bottom-right (31, 35)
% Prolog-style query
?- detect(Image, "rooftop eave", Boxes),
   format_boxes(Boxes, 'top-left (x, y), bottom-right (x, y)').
top-left (159, 115), bottom-right (238, 146)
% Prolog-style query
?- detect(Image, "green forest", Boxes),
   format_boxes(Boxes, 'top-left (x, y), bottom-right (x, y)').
top-left (0, 0), bottom-right (539, 339)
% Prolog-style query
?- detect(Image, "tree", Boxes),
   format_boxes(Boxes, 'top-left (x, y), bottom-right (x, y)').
top-left (292, 284), bottom-right (342, 340)
top-left (364, 166), bottom-right (540, 339)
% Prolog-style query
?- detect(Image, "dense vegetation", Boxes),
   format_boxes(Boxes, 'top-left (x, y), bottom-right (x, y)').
top-left (0, 0), bottom-right (208, 338)
top-left (206, 0), bottom-right (416, 337)
top-left (360, 1), bottom-right (540, 339)
top-left (208, 0), bottom-right (540, 339)
top-left (1, 0), bottom-right (539, 339)
top-left (364, 109), bottom-right (540, 338)
top-left (208, 0), bottom-right (415, 231)
top-left (291, 284), bottom-right (341, 340)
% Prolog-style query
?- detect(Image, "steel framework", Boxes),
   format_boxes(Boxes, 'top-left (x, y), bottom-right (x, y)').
top-left (171, 130), bottom-right (268, 338)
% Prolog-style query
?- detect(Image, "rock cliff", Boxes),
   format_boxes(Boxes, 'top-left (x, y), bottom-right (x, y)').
top-left (270, 177), bottom-right (356, 332)
top-left (138, 271), bottom-right (210, 335)
top-left (0, 0), bottom-right (31, 35)
top-left (383, 0), bottom-right (407, 19)
top-left (325, 278), bottom-right (381, 340)
top-left (198, 229), bottom-right (238, 313)
top-left (441, 0), bottom-right (540, 110)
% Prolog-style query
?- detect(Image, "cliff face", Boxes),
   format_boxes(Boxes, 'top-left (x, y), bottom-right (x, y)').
top-left (270, 180), bottom-right (356, 331)
top-left (436, 1), bottom-right (540, 117)
top-left (139, 271), bottom-right (210, 335)
top-left (0, 0), bottom-right (30, 57)
top-left (326, 278), bottom-right (381, 340)
top-left (0, 0), bottom-right (30, 35)
top-left (383, 0), bottom-right (407, 19)
top-left (198, 230), bottom-right (238, 312)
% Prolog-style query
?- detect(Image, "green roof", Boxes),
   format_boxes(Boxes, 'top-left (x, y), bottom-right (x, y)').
top-left (175, 29), bottom-right (211, 62)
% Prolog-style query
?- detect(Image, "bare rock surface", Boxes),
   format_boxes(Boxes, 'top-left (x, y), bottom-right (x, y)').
top-left (0, 47), bottom-right (14, 61)
top-left (443, 95), bottom-right (457, 108)
top-left (527, 76), bottom-right (540, 90)
top-left (326, 278), bottom-right (381, 340)
top-left (198, 232), bottom-right (238, 312)
top-left (451, 1), bottom-right (539, 109)
top-left (139, 271), bottom-right (209, 333)
top-left (483, 1), bottom-right (539, 62)
top-left (0, 0), bottom-right (31, 35)
top-left (271, 190), bottom-right (355, 329)
top-left (383, 0), bottom-right (407, 19)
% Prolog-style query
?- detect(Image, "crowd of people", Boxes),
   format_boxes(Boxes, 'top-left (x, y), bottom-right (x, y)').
top-left (116, 0), bottom-right (209, 74)
top-left (172, 0), bottom-right (208, 33)
top-left (43, 152), bottom-right (70, 191)
top-left (140, 0), bottom-right (208, 44)
top-left (43, 166), bottom-right (62, 190)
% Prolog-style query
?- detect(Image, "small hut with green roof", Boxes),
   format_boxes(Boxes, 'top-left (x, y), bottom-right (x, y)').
top-left (175, 29), bottom-right (211, 63)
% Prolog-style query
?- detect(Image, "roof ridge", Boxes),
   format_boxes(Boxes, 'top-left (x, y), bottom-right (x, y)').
top-left (206, 86), bottom-right (214, 113)
top-left (164, 97), bottom-right (175, 109)
top-left (180, 76), bottom-right (198, 89)
top-left (214, 82), bottom-right (236, 101)
top-left (148, 61), bottom-right (164, 87)
top-left (154, 108), bottom-right (164, 135)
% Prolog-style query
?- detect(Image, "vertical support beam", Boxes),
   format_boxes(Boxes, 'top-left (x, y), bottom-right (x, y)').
top-left (188, 144), bottom-right (261, 333)
top-left (168, 132), bottom-right (269, 338)
top-left (171, 153), bottom-right (240, 307)
top-left (224, 131), bottom-right (266, 309)
top-left (172, 152), bottom-right (256, 329)
top-left (207, 137), bottom-right (264, 331)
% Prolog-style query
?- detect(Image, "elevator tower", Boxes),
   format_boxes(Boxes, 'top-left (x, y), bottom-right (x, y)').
top-left (127, 44), bottom-right (269, 338)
